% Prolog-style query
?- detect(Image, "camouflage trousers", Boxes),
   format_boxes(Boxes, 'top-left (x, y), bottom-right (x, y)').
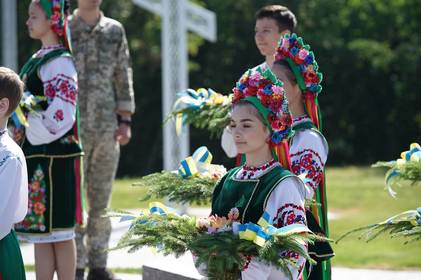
top-left (76, 130), bottom-right (120, 269)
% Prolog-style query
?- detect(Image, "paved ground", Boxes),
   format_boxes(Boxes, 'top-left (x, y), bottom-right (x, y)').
top-left (22, 208), bottom-right (421, 280)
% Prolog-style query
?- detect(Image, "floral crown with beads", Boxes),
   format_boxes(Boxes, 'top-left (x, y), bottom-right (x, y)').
top-left (232, 67), bottom-right (292, 145)
top-left (275, 33), bottom-right (323, 96)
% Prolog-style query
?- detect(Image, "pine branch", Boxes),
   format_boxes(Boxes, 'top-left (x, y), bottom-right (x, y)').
top-left (134, 171), bottom-right (215, 205)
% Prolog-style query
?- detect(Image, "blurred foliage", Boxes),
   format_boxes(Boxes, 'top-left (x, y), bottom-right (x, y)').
top-left (10, 0), bottom-right (421, 176)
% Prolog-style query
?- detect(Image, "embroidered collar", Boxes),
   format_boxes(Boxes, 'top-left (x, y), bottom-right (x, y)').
top-left (35, 44), bottom-right (65, 57)
top-left (239, 159), bottom-right (277, 180)
top-left (292, 115), bottom-right (312, 128)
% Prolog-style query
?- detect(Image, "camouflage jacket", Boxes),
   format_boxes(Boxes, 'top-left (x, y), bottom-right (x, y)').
top-left (69, 10), bottom-right (135, 133)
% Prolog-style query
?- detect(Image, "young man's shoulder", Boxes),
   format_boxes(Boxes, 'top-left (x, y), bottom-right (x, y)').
top-left (0, 135), bottom-right (25, 168)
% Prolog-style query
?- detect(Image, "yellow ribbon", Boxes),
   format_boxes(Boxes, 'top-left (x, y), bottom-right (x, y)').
top-left (178, 146), bottom-right (213, 178)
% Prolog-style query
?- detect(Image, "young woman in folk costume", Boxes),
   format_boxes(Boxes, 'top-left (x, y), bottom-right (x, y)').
top-left (14, 0), bottom-right (83, 279)
top-left (211, 68), bottom-right (308, 280)
top-left (271, 33), bottom-right (334, 280)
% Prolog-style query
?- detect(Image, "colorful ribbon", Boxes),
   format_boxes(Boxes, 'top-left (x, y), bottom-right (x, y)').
top-left (119, 202), bottom-right (178, 227)
top-left (385, 143), bottom-right (421, 197)
top-left (238, 211), bottom-right (311, 247)
top-left (178, 146), bottom-right (213, 178)
top-left (11, 92), bottom-right (47, 128)
top-left (173, 88), bottom-right (230, 135)
top-left (381, 207), bottom-right (421, 227)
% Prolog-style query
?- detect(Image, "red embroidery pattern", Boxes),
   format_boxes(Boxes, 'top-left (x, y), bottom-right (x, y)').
top-left (273, 203), bottom-right (306, 228)
top-left (54, 109), bottom-right (64, 122)
top-left (291, 149), bottom-right (324, 190)
top-left (43, 74), bottom-right (77, 105)
top-left (241, 255), bottom-right (253, 271)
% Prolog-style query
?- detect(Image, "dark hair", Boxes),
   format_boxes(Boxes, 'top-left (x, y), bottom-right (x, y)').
top-left (232, 100), bottom-right (266, 124)
top-left (255, 5), bottom-right (297, 33)
top-left (64, 0), bottom-right (71, 16)
top-left (273, 60), bottom-right (297, 85)
top-left (0, 67), bottom-right (24, 116)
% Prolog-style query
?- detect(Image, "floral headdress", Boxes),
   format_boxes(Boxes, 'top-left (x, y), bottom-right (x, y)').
top-left (232, 67), bottom-right (292, 168)
top-left (275, 33), bottom-right (323, 129)
top-left (39, 0), bottom-right (72, 51)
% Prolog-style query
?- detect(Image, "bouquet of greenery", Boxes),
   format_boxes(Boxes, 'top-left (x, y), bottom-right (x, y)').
top-left (135, 170), bottom-right (217, 205)
top-left (169, 88), bottom-right (231, 137)
top-left (372, 143), bottom-right (421, 197)
top-left (136, 146), bottom-right (226, 205)
top-left (338, 143), bottom-right (421, 243)
top-left (111, 203), bottom-right (322, 280)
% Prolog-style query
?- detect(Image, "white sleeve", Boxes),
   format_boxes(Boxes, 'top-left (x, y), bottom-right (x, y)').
top-left (0, 154), bottom-right (28, 240)
top-left (266, 177), bottom-right (307, 279)
top-left (26, 56), bottom-right (78, 145)
top-left (221, 127), bottom-right (237, 158)
top-left (290, 130), bottom-right (328, 200)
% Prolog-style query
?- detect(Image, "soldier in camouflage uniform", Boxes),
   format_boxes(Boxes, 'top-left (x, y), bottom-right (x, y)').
top-left (69, 1), bottom-right (135, 279)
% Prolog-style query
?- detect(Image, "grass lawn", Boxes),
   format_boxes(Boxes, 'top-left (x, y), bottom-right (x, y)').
top-left (111, 166), bottom-right (421, 270)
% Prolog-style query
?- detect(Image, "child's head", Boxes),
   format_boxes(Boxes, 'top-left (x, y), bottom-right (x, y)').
top-left (254, 5), bottom-right (297, 57)
top-left (0, 67), bottom-right (24, 118)
top-left (229, 100), bottom-right (270, 154)
top-left (27, 0), bottom-right (70, 40)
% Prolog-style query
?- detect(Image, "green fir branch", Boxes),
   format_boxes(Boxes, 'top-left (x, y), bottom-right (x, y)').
top-left (134, 171), bottom-right (215, 205)
top-left (172, 104), bottom-right (230, 138)
top-left (110, 212), bottom-right (326, 280)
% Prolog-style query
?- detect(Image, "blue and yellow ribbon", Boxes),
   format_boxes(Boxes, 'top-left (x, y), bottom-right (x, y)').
top-left (11, 91), bottom-right (47, 128)
top-left (173, 88), bottom-right (230, 135)
top-left (178, 146), bottom-right (213, 178)
top-left (385, 143), bottom-right (421, 197)
top-left (238, 211), bottom-right (311, 247)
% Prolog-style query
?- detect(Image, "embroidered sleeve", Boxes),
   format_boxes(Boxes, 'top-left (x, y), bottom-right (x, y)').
top-left (264, 177), bottom-right (307, 280)
top-left (113, 25), bottom-right (135, 113)
top-left (26, 56), bottom-right (78, 145)
top-left (0, 153), bottom-right (28, 239)
top-left (290, 130), bottom-right (328, 199)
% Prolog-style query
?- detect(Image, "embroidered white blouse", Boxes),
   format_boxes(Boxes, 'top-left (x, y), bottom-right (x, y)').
top-left (25, 45), bottom-right (78, 145)
top-left (0, 129), bottom-right (28, 240)
top-left (235, 161), bottom-right (307, 280)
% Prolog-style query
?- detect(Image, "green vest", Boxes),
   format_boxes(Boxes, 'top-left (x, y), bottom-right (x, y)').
top-left (20, 49), bottom-right (83, 158)
top-left (212, 166), bottom-right (294, 224)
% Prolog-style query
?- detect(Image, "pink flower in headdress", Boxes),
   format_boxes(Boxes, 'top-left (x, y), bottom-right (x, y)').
top-left (280, 38), bottom-right (290, 51)
top-left (271, 85), bottom-right (284, 95)
top-left (248, 72), bottom-right (263, 87)
top-left (298, 49), bottom-right (309, 61)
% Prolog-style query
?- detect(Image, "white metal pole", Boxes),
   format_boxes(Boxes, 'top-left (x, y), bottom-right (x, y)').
top-left (1, 0), bottom-right (18, 70)
top-left (162, 0), bottom-right (189, 170)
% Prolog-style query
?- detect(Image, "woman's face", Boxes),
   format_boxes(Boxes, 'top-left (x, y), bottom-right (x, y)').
top-left (229, 104), bottom-right (270, 155)
top-left (26, 2), bottom-right (51, 40)
top-left (272, 63), bottom-right (301, 105)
